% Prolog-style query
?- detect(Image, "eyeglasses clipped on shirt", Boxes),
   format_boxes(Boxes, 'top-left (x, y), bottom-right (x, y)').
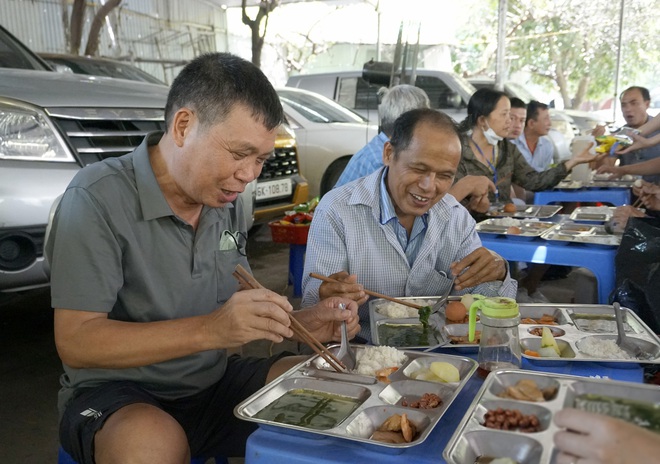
top-left (219, 230), bottom-right (248, 256)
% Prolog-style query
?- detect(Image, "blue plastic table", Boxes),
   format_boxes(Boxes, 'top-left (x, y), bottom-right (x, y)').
top-left (534, 188), bottom-right (631, 206)
top-left (478, 234), bottom-right (616, 304)
top-left (244, 359), bottom-right (643, 464)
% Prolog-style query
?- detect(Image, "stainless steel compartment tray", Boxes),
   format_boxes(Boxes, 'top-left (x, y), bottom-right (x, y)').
top-left (234, 347), bottom-right (478, 451)
top-left (373, 300), bottom-right (660, 364)
top-left (540, 222), bottom-right (621, 247)
top-left (443, 369), bottom-right (660, 464)
top-left (476, 218), bottom-right (558, 239)
top-left (519, 304), bottom-right (660, 366)
top-left (370, 296), bottom-right (446, 349)
top-left (486, 204), bottom-right (562, 219)
top-left (569, 206), bottom-right (615, 222)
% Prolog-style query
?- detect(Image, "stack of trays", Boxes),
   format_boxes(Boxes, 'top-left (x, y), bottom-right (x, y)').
top-left (371, 299), bottom-right (660, 366)
top-left (587, 175), bottom-right (638, 188)
top-left (443, 369), bottom-right (660, 463)
top-left (234, 347), bottom-right (477, 452)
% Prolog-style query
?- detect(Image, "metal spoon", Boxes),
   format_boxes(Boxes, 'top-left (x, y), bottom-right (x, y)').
top-left (613, 302), bottom-right (643, 359)
top-left (336, 303), bottom-right (356, 370)
top-left (430, 275), bottom-right (457, 315)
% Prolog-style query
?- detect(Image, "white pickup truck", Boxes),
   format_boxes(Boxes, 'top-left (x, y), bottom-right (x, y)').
top-left (287, 68), bottom-right (476, 125)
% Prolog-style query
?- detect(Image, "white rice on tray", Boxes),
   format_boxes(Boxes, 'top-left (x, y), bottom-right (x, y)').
top-left (354, 346), bottom-right (408, 376)
top-left (579, 337), bottom-right (634, 360)
top-left (375, 299), bottom-right (436, 318)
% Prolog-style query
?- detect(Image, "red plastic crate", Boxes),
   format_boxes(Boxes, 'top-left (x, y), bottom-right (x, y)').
top-left (268, 221), bottom-right (310, 245)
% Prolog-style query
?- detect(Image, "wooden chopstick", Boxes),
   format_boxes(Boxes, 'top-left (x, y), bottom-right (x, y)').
top-left (632, 196), bottom-right (644, 209)
top-left (308, 272), bottom-right (426, 310)
top-left (234, 265), bottom-right (346, 372)
top-left (495, 173), bottom-right (512, 187)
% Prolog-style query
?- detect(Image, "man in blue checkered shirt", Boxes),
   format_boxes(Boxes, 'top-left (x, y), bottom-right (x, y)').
top-left (302, 108), bottom-right (517, 343)
top-left (335, 84), bottom-right (496, 214)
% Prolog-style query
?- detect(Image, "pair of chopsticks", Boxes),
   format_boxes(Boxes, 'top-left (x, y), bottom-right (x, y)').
top-left (233, 265), bottom-right (346, 373)
top-left (632, 195), bottom-right (646, 209)
top-left (308, 272), bottom-right (426, 311)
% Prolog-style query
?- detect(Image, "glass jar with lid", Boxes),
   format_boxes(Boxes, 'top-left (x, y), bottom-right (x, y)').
top-left (468, 296), bottom-right (521, 378)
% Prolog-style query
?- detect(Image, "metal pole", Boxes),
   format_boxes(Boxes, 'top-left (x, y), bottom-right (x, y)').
top-left (495, 0), bottom-right (508, 91)
top-left (613, 0), bottom-right (625, 123)
top-left (376, 1), bottom-right (381, 61)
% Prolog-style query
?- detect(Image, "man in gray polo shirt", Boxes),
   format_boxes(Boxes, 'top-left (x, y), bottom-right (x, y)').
top-left (46, 53), bottom-right (359, 464)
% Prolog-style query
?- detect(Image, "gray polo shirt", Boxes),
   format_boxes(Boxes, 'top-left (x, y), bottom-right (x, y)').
top-left (47, 132), bottom-right (251, 408)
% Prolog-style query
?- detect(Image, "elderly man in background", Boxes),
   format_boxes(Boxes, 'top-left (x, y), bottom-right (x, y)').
top-left (593, 86), bottom-right (660, 184)
top-left (335, 84), bottom-right (495, 213)
top-left (302, 108), bottom-right (517, 343)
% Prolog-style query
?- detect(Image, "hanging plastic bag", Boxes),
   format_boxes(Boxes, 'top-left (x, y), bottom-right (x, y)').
top-left (610, 217), bottom-right (660, 333)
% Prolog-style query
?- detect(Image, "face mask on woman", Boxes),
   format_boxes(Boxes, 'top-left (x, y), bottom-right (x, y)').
top-left (483, 121), bottom-right (503, 145)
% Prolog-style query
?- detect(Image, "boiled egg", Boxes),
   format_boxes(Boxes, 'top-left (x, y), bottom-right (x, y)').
top-left (445, 301), bottom-right (468, 322)
top-left (503, 203), bottom-right (517, 213)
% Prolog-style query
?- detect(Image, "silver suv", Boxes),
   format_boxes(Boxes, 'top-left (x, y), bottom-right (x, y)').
top-left (0, 25), bottom-right (172, 297)
top-left (1, 26), bottom-right (302, 299)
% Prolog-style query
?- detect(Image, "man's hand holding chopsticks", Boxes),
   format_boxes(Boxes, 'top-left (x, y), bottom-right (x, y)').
top-left (206, 289), bottom-right (294, 347)
top-left (634, 181), bottom-right (660, 210)
top-left (294, 297), bottom-right (360, 344)
top-left (318, 271), bottom-right (368, 306)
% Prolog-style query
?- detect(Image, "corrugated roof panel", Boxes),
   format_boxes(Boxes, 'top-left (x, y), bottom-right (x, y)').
top-left (1, 0), bottom-right (231, 84)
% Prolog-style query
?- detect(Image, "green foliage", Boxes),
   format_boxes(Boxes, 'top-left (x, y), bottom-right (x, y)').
top-left (453, 0), bottom-right (660, 108)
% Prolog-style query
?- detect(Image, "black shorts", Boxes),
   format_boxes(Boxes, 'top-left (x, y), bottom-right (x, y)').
top-left (60, 353), bottom-right (290, 464)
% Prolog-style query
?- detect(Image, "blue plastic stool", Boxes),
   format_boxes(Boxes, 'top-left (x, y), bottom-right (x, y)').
top-left (288, 244), bottom-right (306, 297)
top-left (58, 446), bottom-right (226, 464)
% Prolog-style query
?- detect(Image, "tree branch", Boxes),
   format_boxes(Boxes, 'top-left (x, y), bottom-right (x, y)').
top-left (84, 0), bottom-right (122, 56)
top-left (69, 0), bottom-right (86, 54)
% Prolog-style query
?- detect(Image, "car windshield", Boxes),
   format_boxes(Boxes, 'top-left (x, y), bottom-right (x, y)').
top-left (278, 89), bottom-right (367, 124)
top-left (44, 56), bottom-right (165, 85)
top-left (0, 26), bottom-right (50, 70)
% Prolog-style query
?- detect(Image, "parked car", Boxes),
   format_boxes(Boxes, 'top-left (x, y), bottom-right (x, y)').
top-left (287, 69), bottom-right (476, 125)
top-left (0, 24), bottom-right (302, 300)
top-left (43, 51), bottom-right (307, 224)
top-left (39, 52), bottom-right (166, 85)
top-left (277, 87), bottom-right (377, 197)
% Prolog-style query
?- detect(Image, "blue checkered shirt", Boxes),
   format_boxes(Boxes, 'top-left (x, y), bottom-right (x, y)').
top-left (334, 132), bottom-right (389, 188)
top-left (302, 167), bottom-right (517, 342)
top-left (378, 168), bottom-right (428, 266)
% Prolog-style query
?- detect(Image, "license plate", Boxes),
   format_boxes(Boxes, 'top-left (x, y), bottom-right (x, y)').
top-left (256, 179), bottom-right (292, 200)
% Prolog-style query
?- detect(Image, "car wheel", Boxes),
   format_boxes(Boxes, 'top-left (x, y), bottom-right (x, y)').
top-left (320, 157), bottom-right (351, 197)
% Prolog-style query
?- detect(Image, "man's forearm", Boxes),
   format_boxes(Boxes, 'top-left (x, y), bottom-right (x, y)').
top-left (618, 156), bottom-right (660, 176)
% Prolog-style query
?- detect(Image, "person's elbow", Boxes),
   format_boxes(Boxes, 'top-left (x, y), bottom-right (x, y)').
top-left (54, 308), bottom-right (105, 368)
